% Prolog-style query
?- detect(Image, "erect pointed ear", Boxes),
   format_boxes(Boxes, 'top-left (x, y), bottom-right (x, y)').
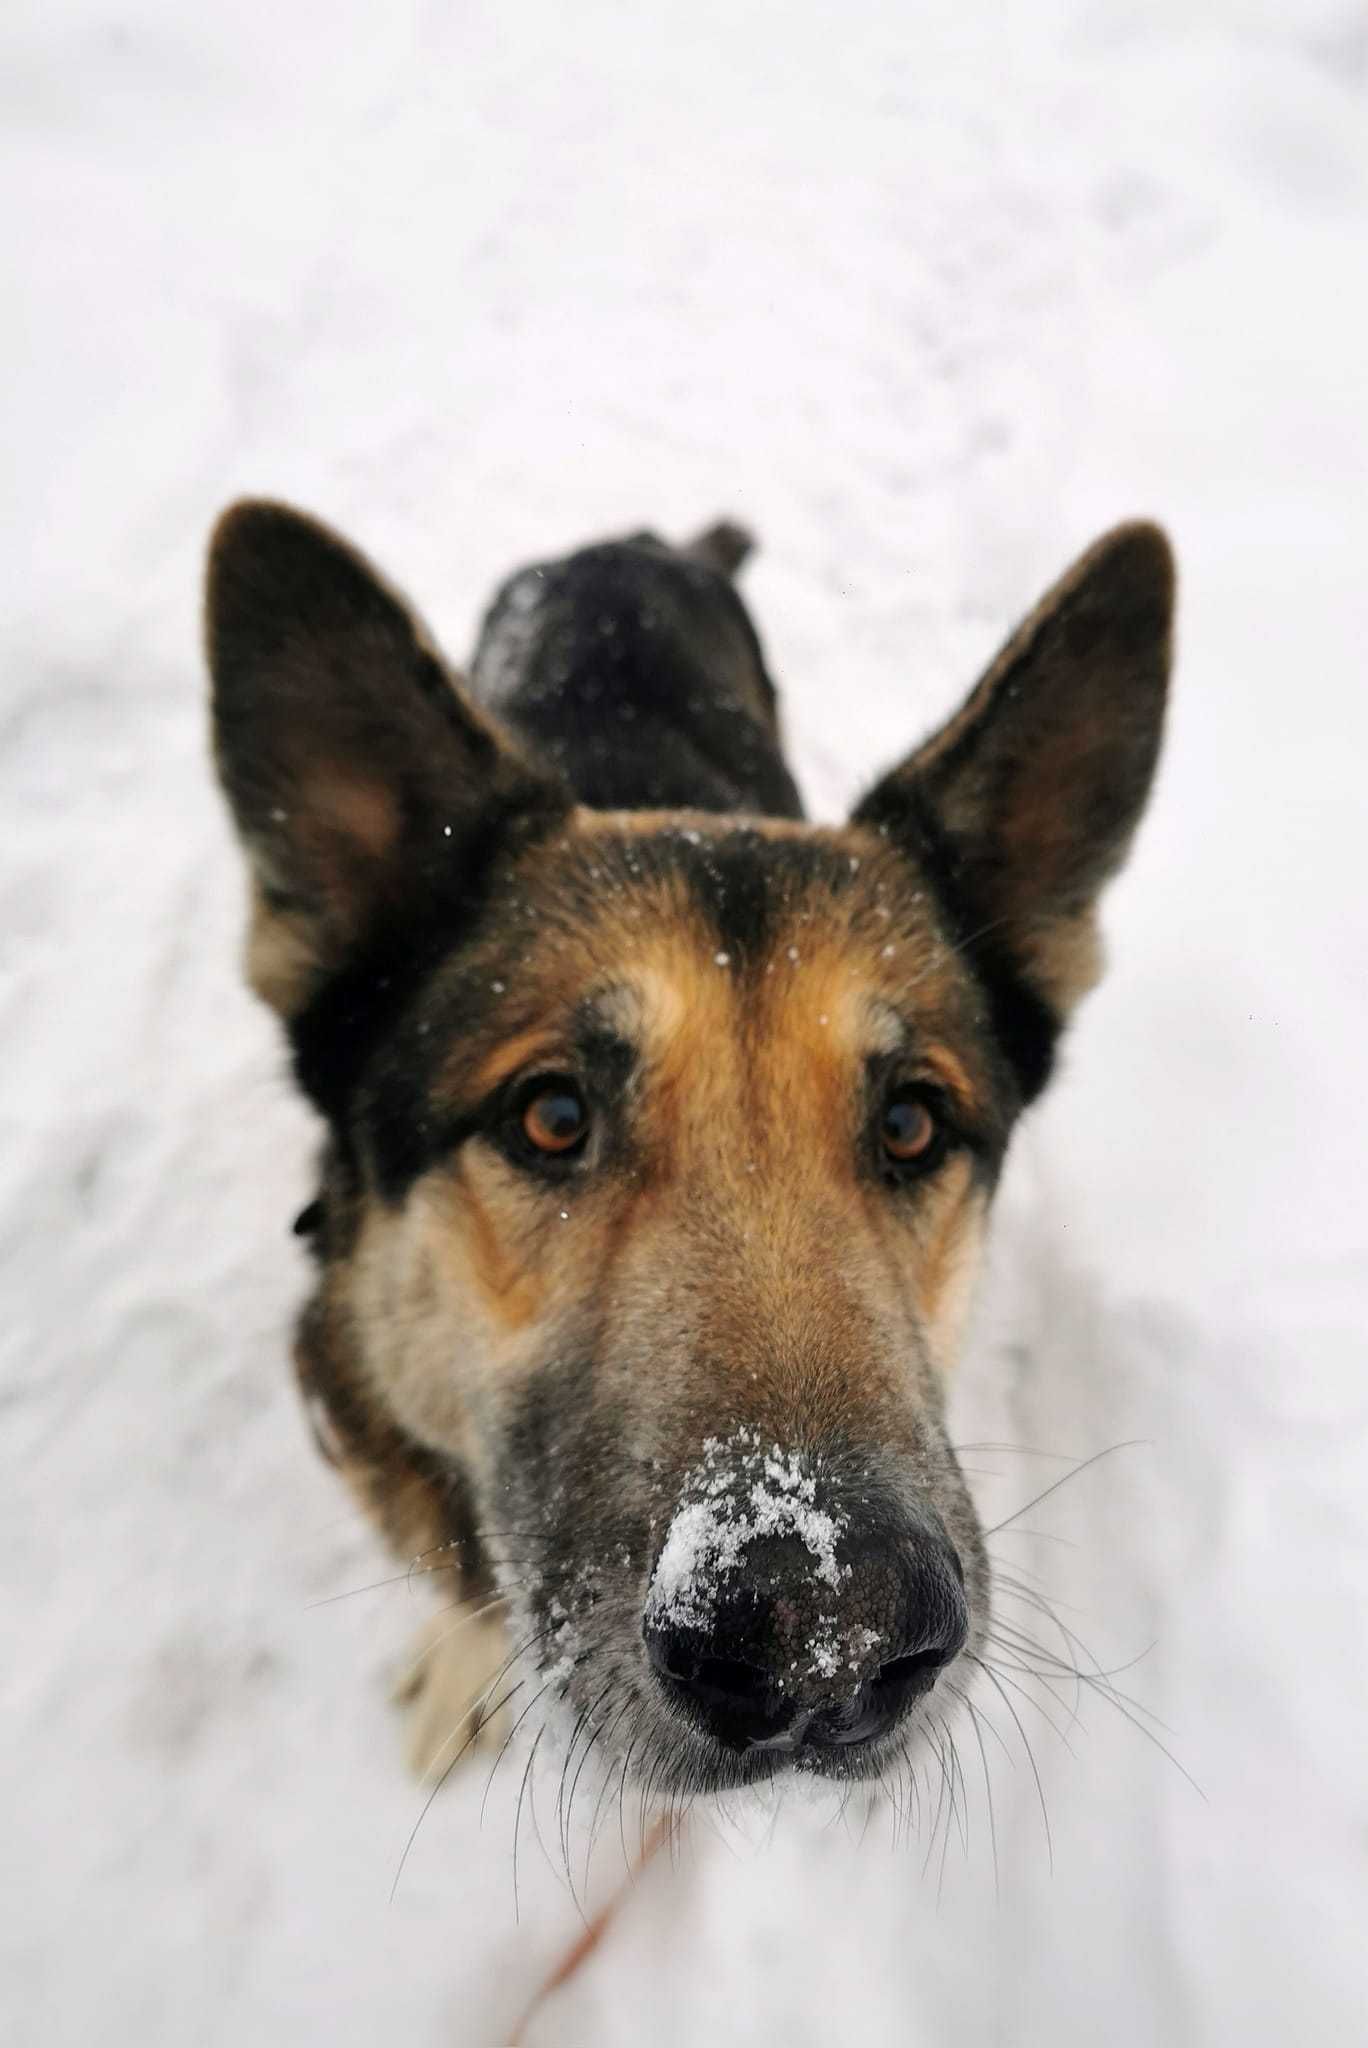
top-left (206, 500), bottom-right (567, 1016)
top-left (853, 522), bottom-right (1174, 1028)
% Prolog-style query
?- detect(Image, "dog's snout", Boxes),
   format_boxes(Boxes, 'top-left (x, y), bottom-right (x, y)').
top-left (644, 1522), bottom-right (968, 1758)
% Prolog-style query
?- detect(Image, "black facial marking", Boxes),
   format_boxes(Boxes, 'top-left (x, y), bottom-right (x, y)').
top-left (569, 1010), bottom-right (640, 1101)
top-left (289, 919), bottom-right (444, 1137)
top-left (684, 829), bottom-right (778, 965)
top-left (683, 830), bottom-right (861, 970)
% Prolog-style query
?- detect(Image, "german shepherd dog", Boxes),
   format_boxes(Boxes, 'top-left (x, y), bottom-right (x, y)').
top-left (206, 504), bottom-right (1173, 1803)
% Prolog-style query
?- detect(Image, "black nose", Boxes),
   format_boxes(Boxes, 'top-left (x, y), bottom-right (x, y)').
top-left (644, 1527), bottom-right (967, 1756)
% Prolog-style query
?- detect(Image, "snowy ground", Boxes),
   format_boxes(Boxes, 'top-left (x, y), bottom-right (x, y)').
top-left (5, 2), bottom-right (1368, 2041)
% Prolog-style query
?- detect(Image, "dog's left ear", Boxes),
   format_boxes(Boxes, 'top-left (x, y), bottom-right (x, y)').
top-left (853, 522), bottom-right (1174, 1022)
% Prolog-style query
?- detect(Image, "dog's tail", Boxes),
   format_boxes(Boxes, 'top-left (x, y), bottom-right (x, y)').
top-left (685, 519), bottom-right (755, 578)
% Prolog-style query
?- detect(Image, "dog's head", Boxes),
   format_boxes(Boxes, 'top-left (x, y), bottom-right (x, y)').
top-left (207, 504), bottom-right (1172, 1793)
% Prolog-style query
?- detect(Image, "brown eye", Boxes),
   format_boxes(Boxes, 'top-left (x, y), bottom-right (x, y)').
top-left (521, 1082), bottom-right (590, 1156)
top-left (881, 1091), bottom-right (940, 1167)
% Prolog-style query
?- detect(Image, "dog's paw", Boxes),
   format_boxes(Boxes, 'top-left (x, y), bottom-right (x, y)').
top-left (392, 1603), bottom-right (512, 1781)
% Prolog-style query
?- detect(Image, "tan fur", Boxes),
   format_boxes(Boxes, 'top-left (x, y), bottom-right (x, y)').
top-left (344, 867), bottom-right (991, 1472)
top-left (392, 1603), bottom-right (512, 1775)
top-left (243, 880), bottom-right (317, 1014)
top-left (304, 764), bottom-right (402, 862)
top-left (907, 1163), bottom-right (988, 1375)
top-left (1024, 908), bottom-right (1105, 1014)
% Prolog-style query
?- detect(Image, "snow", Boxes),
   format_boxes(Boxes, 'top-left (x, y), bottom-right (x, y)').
top-left (646, 1435), bottom-right (848, 1636)
top-left (5, 2), bottom-right (1368, 2043)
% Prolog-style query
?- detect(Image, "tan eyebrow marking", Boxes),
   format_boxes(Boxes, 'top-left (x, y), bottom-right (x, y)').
top-left (459, 968), bottom-right (687, 1114)
top-left (863, 1001), bottom-right (983, 1119)
top-left (920, 1044), bottom-right (981, 1117)
top-left (468, 1028), bottom-right (565, 1098)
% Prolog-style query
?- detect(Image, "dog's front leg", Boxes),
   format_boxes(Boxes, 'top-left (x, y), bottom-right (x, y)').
top-left (392, 1598), bottom-right (513, 1780)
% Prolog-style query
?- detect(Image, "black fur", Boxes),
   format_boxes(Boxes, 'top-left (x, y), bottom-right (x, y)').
top-left (469, 535), bottom-right (803, 819)
top-left (285, 796), bottom-right (564, 1152)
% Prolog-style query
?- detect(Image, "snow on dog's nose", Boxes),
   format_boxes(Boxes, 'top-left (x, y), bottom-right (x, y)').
top-left (643, 1434), bottom-right (967, 1757)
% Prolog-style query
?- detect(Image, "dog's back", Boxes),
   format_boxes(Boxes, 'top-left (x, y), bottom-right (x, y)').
top-left (469, 524), bottom-right (804, 819)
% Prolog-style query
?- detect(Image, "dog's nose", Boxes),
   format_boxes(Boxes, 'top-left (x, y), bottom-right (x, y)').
top-left (644, 1526), bottom-right (967, 1755)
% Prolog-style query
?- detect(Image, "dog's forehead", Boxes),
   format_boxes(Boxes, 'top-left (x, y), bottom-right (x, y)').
top-left (493, 816), bottom-right (934, 973)
top-left (438, 814), bottom-right (1003, 1105)
top-left (532, 812), bottom-right (939, 939)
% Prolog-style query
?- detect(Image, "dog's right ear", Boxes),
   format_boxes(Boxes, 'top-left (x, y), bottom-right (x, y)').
top-left (206, 500), bottom-right (567, 1016)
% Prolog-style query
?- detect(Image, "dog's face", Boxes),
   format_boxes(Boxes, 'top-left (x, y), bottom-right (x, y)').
top-left (207, 504), bottom-right (1172, 1794)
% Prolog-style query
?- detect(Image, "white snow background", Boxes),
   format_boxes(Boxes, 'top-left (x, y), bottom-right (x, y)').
top-left (4, 2), bottom-right (1367, 2041)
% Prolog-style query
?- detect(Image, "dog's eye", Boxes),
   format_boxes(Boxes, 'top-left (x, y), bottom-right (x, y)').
top-left (520, 1080), bottom-right (590, 1157)
top-left (879, 1089), bottom-right (944, 1173)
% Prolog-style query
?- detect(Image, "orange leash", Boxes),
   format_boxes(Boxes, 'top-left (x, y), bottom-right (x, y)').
top-left (506, 1814), bottom-right (673, 2044)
